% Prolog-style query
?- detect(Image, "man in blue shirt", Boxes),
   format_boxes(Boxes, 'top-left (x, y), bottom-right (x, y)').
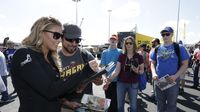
top-left (150, 27), bottom-right (189, 112)
top-left (3, 40), bottom-right (17, 95)
top-left (100, 34), bottom-right (122, 112)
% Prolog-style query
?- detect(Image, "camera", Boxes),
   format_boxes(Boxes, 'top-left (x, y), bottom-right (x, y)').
top-left (131, 59), bottom-right (139, 68)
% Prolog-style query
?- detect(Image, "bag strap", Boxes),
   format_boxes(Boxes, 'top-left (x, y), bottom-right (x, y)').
top-left (173, 42), bottom-right (181, 69)
top-left (154, 45), bottom-right (160, 66)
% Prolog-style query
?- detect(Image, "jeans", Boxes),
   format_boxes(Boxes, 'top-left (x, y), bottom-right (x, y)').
top-left (117, 81), bottom-right (138, 112)
top-left (1, 76), bottom-right (10, 101)
top-left (193, 62), bottom-right (199, 87)
top-left (105, 82), bottom-right (118, 112)
top-left (155, 80), bottom-right (179, 112)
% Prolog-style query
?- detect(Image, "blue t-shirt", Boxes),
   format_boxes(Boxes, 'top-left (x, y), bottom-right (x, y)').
top-left (150, 43), bottom-right (189, 78)
top-left (100, 48), bottom-right (122, 82)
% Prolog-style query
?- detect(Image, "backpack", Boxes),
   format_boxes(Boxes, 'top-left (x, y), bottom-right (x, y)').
top-left (155, 42), bottom-right (181, 69)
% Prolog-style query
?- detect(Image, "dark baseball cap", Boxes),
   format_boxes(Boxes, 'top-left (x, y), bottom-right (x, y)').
top-left (63, 23), bottom-right (82, 39)
top-left (152, 38), bottom-right (160, 44)
top-left (160, 26), bottom-right (174, 34)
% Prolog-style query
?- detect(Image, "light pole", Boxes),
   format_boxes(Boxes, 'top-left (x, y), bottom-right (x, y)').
top-left (72, 0), bottom-right (81, 25)
top-left (79, 18), bottom-right (84, 27)
top-left (108, 9), bottom-right (112, 38)
top-left (176, 0), bottom-right (181, 42)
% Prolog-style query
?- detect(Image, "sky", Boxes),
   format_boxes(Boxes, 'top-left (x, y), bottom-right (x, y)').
top-left (0, 0), bottom-right (199, 45)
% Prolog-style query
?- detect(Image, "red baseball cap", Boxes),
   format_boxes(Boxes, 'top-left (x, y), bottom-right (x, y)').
top-left (110, 34), bottom-right (118, 40)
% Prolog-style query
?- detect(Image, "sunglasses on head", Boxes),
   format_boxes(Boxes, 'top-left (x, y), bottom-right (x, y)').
top-left (43, 30), bottom-right (63, 40)
top-left (64, 38), bottom-right (81, 44)
top-left (161, 33), bottom-right (170, 37)
top-left (125, 42), bottom-right (133, 45)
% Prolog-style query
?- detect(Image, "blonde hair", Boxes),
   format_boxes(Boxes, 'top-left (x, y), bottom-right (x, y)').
top-left (122, 36), bottom-right (137, 54)
top-left (22, 16), bottom-right (62, 72)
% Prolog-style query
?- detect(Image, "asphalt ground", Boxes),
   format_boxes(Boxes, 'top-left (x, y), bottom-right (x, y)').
top-left (1, 68), bottom-right (200, 112)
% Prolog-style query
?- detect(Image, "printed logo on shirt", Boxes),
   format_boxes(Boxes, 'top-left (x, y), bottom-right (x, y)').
top-left (157, 49), bottom-right (175, 60)
top-left (60, 61), bottom-right (85, 79)
top-left (20, 54), bottom-right (32, 66)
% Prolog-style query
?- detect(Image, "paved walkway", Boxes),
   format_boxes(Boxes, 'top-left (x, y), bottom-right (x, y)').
top-left (1, 70), bottom-right (200, 112)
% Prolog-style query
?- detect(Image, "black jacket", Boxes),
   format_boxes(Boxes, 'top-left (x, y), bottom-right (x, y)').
top-left (11, 48), bottom-right (94, 112)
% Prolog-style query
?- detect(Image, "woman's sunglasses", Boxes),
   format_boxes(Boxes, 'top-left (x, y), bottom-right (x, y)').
top-left (125, 42), bottom-right (133, 45)
top-left (43, 30), bottom-right (63, 40)
top-left (64, 38), bottom-right (81, 44)
top-left (161, 33), bottom-right (170, 37)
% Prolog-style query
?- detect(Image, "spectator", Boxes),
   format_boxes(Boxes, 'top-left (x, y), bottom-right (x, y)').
top-left (191, 42), bottom-right (200, 89)
top-left (0, 51), bottom-right (14, 103)
top-left (149, 38), bottom-right (160, 102)
top-left (59, 23), bottom-right (103, 112)
top-left (100, 34), bottom-right (122, 112)
top-left (3, 40), bottom-right (17, 95)
top-left (138, 43), bottom-right (150, 84)
top-left (104, 36), bottom-right (144, 112)
top-left (150, 26), bottom-right (189, 112)
top-left (11, 17), bottom-right (99, 112)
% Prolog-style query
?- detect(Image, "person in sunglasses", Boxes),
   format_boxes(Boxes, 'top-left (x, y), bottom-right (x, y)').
top-left (148, 38), bottom-right (160, 102)
top-left (59, 24), bottom-right (103, 112)
top-left (10, 17), bottom-right (99, 112)
top-left (150, 26), bottom-right (189, 112)
top-left (103, 36), bottom-right (144, 112)
top-left (100, 34), bottom-right (122, 112)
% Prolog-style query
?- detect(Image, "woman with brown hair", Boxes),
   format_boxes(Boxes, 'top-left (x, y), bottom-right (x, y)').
top-left (104, 36), bottom-right (144, 112)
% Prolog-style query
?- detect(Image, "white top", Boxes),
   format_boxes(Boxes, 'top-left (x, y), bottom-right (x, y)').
top-left (0, 51), bottom-right (8, 76)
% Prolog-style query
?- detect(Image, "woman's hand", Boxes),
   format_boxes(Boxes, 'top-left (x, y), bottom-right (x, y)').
top-left (131, 65), bottom-right (139, 74)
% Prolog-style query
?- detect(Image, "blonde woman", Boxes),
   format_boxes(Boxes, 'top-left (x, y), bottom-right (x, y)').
top-left (104, 36), bottom-right (144, 112)
top-left (11, 17), bottom-right (98, 112)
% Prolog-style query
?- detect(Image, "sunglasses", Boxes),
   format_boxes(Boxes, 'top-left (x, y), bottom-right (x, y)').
top-left (43, 30), bottom-right (63, 40)
top-left (64, 38), bottom-right (81, 44)
top-left (125, 42), bottom-right (133, 45)
top-left (161, 33), bottom-right (170, 37)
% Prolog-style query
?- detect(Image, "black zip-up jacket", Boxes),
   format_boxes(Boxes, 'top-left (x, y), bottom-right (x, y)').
top-left (11, 48), bottom-right (95, 112)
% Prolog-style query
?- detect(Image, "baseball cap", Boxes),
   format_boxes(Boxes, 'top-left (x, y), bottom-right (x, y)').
top-left (110, 34), bottom-right (118, 40)
top-left (160, 26), bottom-right (174, 34)
top-left (152, 38), bottom-right (160, 44)
top-left (63, 23), bottom-right (82, 39)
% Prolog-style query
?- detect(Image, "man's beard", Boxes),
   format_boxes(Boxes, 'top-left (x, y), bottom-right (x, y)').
top-left (63, 45), bottom-right (77, 54)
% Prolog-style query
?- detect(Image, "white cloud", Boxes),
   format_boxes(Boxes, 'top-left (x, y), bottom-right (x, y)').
top-left (112, 1), bottom-right (140, 19)
top-left (195, 16), bottom-right (199, 20)
top-left (102, 0), bottom-right (113, 11)
top-left (0, 14), bottom-right (6, 19)
top-left (185, 32), bottom-right (199, 44)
